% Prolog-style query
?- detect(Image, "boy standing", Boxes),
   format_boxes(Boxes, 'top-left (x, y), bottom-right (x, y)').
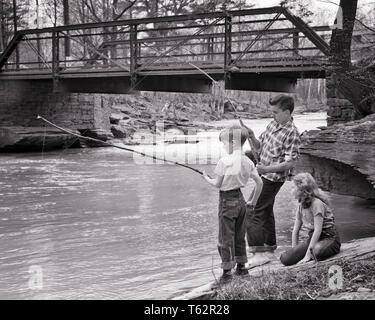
top-left (203, 125), bottom-right (263, 282)
top-left (241, 94), bottom-right (301, 267)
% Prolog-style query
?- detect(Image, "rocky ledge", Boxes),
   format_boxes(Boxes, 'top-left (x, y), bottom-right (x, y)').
top-left (0, 126), bottom-right (80, 152)
top-left (0, 126), bottom-right (117, 151)
top-left (296, 114), bottom-right (375, 200)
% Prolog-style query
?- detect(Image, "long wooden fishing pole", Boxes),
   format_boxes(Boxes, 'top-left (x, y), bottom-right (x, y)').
top-left (37, 115), bottom-right (204, 176)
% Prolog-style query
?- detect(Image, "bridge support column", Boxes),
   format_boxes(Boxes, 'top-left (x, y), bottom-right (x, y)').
top-left (52, 31), bottom-right (61, 93)
top-left (129, 24), bottom-right (138, 93)
top-left (224, 15), bottom-right (232, 88)
top-left (0, 80), bottom-right (111, 133)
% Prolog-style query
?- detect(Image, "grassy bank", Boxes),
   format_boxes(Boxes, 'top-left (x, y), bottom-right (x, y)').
top-left (213, 258), bottom-right (375, 300)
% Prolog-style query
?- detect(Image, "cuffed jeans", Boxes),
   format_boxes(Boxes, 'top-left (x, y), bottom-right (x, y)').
top-left (246, 177), bottom-right (284, 253)
top-left (280, 227), bottom-right (341, 266)
top-left (218, 189), bottom-right (248, 270)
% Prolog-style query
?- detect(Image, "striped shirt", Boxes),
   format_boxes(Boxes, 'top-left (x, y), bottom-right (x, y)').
top-left (258, 119), bottom-right (301, 182)
top-left (298, 198), bottom-right (336, 232)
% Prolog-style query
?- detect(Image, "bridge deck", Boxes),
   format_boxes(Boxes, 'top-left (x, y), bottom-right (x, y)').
top-left (0, 57), bottom-right (328, 78)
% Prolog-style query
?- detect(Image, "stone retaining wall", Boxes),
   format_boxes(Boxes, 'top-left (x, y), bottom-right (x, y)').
top-left (0, 80), bottom-right (110, 131)
top-left (326, 75), bottom-right (357, 126)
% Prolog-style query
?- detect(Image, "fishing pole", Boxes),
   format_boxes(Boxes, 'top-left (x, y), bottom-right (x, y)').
top-left (37, 115), bottom-right (204, 176)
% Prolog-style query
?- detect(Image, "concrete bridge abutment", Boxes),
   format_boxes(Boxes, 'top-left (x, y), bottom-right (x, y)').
top-left (0, 80), bottom-right (110, 131)
top-left (326, 74), bottom-right (358, 126)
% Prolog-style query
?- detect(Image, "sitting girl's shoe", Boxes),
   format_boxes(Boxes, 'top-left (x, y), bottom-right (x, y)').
top-left (246, 252), bottom-right (270, 269)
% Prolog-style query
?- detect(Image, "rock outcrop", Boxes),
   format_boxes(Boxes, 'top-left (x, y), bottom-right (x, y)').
top-left (0, 126), bottom-right (80, 152)
top-left (296, 114), bottom-right (375, 199)
top-left (106, 94), bottom-right (217, 143)
top-left (77, 128), bottom-right (114, 148)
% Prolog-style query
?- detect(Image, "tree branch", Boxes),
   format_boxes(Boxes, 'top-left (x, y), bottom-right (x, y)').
top-left (83, 0), bottom-right (101, 22)
top-left (114, 0), bottom-right (137, 21)
top-left (318, 0), bottom-right (375, 34)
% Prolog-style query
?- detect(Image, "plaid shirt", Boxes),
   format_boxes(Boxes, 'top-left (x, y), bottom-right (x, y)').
top-left (257, 119), bottom-right (301, 182)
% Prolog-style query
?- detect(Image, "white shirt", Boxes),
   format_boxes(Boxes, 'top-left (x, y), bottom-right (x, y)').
top-left (214, 150), bottom-right (256, 191)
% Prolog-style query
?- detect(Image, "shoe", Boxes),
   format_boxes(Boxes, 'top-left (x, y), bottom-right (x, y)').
top-left (264, 244), bottom-right (277, 252)
top-left (234, 267), bottom-right (249, 276)
top-left (245, 253), bottom-right (270, 269)
top-left (218, 272), bottom-right (233, 284)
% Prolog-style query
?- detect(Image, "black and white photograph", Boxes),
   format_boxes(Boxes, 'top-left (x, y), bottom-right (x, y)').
top-left (0, 0), bottom-right (374, 305)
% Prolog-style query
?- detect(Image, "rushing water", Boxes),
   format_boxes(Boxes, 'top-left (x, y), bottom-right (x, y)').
top-left (0, 113), bottom-right (374, 300)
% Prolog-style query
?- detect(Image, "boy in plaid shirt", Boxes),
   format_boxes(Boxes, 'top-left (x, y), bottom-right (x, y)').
top-left (241, 94), bottom-right (301, 268)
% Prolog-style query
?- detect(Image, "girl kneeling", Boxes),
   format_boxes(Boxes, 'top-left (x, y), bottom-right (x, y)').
top-left (280, 173), bottom-right (341, 266)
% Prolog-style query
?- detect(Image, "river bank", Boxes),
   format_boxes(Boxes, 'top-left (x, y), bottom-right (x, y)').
top-left (173, 236), bottom-right (375, 300)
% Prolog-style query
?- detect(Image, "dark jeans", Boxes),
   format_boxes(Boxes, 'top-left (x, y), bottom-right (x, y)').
top-left (246, 177), bottom-right (284, 253)
top-left (280, 227), bottom-right (341, 266)
top-left (218, 189), bottom-right (248, 270)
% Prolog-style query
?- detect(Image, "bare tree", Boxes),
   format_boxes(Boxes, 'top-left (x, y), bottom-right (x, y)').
top-left (0, 0), bottom-right (6, 51)
top-left (0, 0), bottom-right (26, 52)
top-left (330, 0), bottom-right (358, 68)
top-left (329, 0), bottom-right (375, 118)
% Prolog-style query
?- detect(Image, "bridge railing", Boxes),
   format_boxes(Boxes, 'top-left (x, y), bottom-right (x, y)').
top-left (0, 6), bottom-right (334, 80)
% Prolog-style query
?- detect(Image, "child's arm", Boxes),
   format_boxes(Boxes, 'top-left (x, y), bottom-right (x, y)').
top-left (246, 169), bottom-right (263, 208)
top-left (292, 209), bottom-right (302, 247)
top-left (298, 215), bottom-right (323, 264)
top-left (239, 119), bottom-right (261, 152)
top-left (202, 171), bottom-right (224, 189)
top-left (203, 158), bottom-right (225, 189)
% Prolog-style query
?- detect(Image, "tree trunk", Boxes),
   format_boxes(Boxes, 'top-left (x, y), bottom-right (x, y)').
top-left (81, 2), bottom-right (87, 58)
top-left (36, 0), bottom-right (41, 67)
top-left (329, 0), bottom-right (374, 118)
top-left (12, 0), bottom-right (17, 33)
top-left (0, 0), bottom-right (5, 52)
top-left (151, 0), bottom-right (159, 17)
top-left (110, 0), bottom-right (118, 65)
top-left (102, 0), bottom-right (109, 66)
top-left (63, 0), bottom-right (71, 58)
top-left (329, 0), bottom-right (358, 68)
top-left (307, 79), bottom-right (313, 107)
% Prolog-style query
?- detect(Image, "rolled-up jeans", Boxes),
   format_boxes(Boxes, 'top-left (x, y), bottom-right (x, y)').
top-left (280, 227), bottom-right (341, 266)
top-left (218, 189), bottom-right (248, 270)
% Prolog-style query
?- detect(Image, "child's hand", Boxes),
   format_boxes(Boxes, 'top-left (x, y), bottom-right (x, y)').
top-left (239, 119), bottom-right (255, 138)
top-left (256, 163), bottom-right (268, 174)
top-left (297, 253), bottom-right (312, 264)
top-left (246, 201), bottom-right (255, 211)
top-left (202, 170), bottom-right (209, 180)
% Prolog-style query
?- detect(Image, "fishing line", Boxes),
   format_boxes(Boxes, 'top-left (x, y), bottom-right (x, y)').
top-left (42, 124), bottom-right (46, 159)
